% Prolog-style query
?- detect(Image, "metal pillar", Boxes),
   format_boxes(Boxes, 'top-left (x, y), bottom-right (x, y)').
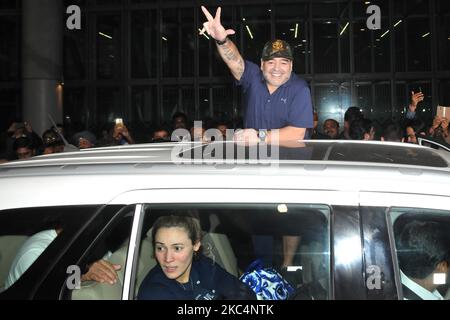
top-left (22, 0), bottom-right (63, 136)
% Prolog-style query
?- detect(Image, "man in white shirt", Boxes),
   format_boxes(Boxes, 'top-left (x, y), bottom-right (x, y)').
top-left (5, 229), bottom-right (120, 290)
top-left (395, 220), bottom-right (449, 300)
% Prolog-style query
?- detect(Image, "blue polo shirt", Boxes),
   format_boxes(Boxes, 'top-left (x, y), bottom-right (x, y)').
top-left (237, 60), bottom-right (313, 131)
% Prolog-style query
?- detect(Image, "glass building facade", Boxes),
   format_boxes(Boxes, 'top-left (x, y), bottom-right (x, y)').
top-left (1, 0), bottom-right (450, 137)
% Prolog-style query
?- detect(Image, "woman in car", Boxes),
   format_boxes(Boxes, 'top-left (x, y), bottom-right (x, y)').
top-left (137, 215), bottom-right (255, 300)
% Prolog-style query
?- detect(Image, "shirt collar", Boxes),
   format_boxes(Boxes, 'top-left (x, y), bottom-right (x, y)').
top-left (400, 270), bottom-right (444, 300)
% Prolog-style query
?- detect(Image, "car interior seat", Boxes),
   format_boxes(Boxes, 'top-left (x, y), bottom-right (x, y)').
top-left (298, 240), bottom-right (328, 291)
top-left (202, 232), bottom-right (238, 277)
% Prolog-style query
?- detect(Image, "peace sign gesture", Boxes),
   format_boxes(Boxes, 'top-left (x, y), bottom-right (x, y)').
top-left (200, 6), bottom-right (235, 42)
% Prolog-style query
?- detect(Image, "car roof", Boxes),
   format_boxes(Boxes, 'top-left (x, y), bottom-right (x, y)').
top-left (1, 141), bottom-right (449, 210)
top-left (0, 140), bottom-right (449, 170)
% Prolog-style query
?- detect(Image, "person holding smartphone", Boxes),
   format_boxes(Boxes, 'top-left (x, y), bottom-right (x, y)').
top-left (401, 89), bottom-right (427, 144)
top-left (112, 118), bottom-right (134, 145)
top-left (405, 89), bottom-right (424, 121)
top-left (429, 108), bottom-right (450, 145)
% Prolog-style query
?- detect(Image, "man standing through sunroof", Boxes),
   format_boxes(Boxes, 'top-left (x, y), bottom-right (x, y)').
top-left (200, 6), bottom-right (313, 144)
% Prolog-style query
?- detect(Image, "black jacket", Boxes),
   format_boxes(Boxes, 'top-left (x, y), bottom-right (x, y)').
top-left (137, 255), bottom-right (255, 300)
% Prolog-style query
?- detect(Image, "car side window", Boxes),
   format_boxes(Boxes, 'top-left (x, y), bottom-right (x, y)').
top-left (390, 208), bottom-right (450, 300)
top-left (132, 204), bottom-right (331, 300)
top-left (0, 206), bottom-right (97, 296)
top-left (68, 205), bottom-right (136, 300)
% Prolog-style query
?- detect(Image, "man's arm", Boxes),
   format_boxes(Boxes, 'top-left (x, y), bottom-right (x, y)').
top-left (406, 91), bottom-right (424, 119)
top-left (267, 127), bottom-right (307, 143)
top-left (215, 38), bottom-right (245, 81)
top-left (200, 6), bottom-right (245, 80)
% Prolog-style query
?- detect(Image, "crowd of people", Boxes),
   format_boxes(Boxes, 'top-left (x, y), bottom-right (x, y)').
top-left (1, 96), bottom-right (448, 164)
top-left (1, 5), bottom-right (449, 300)
top-left (1, 5), bottom-right (448, 164)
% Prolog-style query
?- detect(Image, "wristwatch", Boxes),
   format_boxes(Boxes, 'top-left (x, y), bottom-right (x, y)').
top-left (258, 129), bottom-right (268, 143)
top-left (215, 37), bottom-right (228, 45)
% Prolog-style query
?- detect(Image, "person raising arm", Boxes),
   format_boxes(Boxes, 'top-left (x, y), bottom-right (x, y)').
top-left (200, 6), bottom-right (313, 144)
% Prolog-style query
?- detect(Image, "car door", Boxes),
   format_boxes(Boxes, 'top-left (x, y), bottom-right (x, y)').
top-left (107, 188), bottom-right (360, 300)
top-left (360, 192), bottom-right (450, 300)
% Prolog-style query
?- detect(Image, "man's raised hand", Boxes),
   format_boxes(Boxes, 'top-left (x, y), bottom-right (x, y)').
top-left (200, 6), bottom-right (235, 42)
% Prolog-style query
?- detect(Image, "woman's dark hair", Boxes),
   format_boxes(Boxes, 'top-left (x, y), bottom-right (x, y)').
top-left (404, 118), bottom-right (425, 135)
top-left (349, 118), bottom-right (373, 140)
top-left (151, 215), bottom-right (203, 254)
top-left (382, 122), bottom-right (404, 142)
top-left (344, 106), bottom-right (363, 123)
top-left (13, 136), bottom-right (34, 151)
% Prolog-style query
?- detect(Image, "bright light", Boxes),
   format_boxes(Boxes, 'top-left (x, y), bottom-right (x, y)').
top-left (422, 32), bottom-right (430, 38)
top-left (162, 36), bottom-right (168, 41)
top-left (242, 18), bottom-right (246, 21)
top-left (277, 204), bottom-right (288, 213)
top-left (340, 22), bottom-right (349, 36)
top-left (245, 25), bottom-right (254, 39)
top-left (98, 32), bottom-right (112, 39)
top-left (360, 28), bottom-right (365, 31)
top-left (365, 1), bottom-right (371, 4)
top-left (394, 19), bottom-right (402, 27)
top-left (295, 23), bottom-right (299, 38)
top-left (380, 29), bottom-right (390, 38)
top-left (335, 236), bottom-right (361, 266)
top-left (433, 273), bottom-right (446, 285)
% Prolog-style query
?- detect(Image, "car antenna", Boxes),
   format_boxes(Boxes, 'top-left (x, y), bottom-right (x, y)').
top-left (47, 114), bottom-right (79, 152)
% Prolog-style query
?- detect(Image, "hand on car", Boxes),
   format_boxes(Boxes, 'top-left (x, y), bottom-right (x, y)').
top-left (200, 6), bottom-right (235, 42)
top-left (81, 260), bottom-right (121, 285)
top-left (233, 128), bottom-right (259, 145)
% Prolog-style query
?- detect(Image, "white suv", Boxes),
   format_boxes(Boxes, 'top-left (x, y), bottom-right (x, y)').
top-left (0, 140), bottom-right (449, 300)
